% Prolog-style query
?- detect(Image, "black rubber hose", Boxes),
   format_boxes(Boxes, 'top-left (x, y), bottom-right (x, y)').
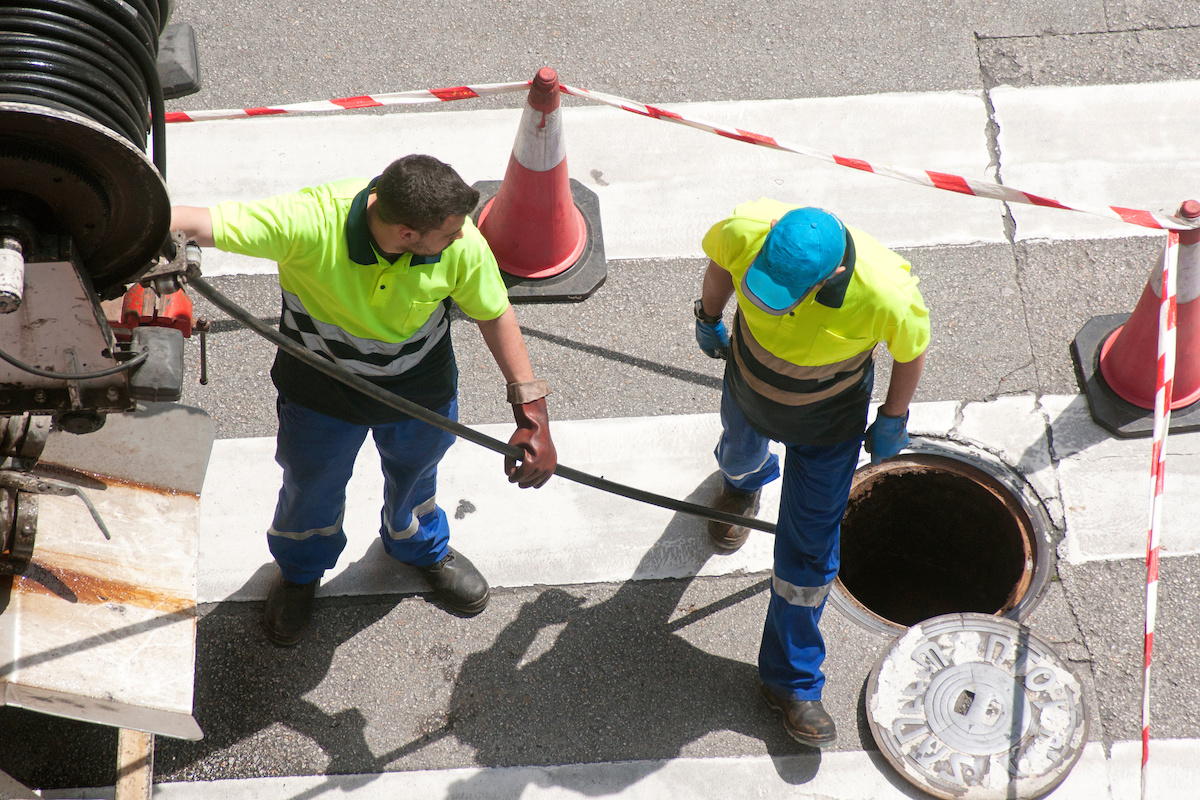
top-left (0, 71), bottom-right (132, 142)
top-left (108, 0), bottom-right (168, 171)
top-left (0, 0), bottom-right (168, 172)
top-left (0, 33), bottom-right (145, 129)
top-left (0, 61), bottom-right (144, 144)
top-left (0, 12), bottom-right (146, 102)
top-left (0, 343), bottom-right (150, 380)
top-left (188, 276), bottom-right (778, 535)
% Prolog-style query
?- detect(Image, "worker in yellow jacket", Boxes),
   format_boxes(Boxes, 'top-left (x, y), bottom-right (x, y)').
top-left (172, 155), bottom-right (556, 646)
top-left (694, 199), bottom-right (930, 746)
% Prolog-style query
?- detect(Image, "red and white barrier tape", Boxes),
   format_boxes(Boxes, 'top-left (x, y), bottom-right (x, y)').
top-left (163, 81), bottom-right (529, 123)
top-left (1142, 230), bottom-right (1179, 800)
top-left (166, 79), bottom-right (1200, 234)
top-left (557, 84), bottom-right (1199, 233)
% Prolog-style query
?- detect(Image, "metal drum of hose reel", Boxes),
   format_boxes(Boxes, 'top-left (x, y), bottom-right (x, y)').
top-left (0, 102), bottom-right (170, 296)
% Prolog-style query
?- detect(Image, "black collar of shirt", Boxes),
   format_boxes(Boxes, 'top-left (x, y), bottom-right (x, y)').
top-left (345, 177), bottom-right (443, 267)
top-left (813, 232), bottom-right (857, 308)
top-left (814, 261), bottom-right (854, 308)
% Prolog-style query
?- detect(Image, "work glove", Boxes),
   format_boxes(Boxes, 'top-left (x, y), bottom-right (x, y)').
top-left (506, 396), bottom-right (557, 488)
top-left (864, 409), bottom-right (909, 465)
top-left (695, 318), bottom-right (730, 360)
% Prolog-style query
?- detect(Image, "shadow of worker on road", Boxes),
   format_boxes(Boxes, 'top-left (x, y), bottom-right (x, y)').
top-left (444, 473), bottom-right (823, 799)
top-left (155, 560), bottom-right (404, 784)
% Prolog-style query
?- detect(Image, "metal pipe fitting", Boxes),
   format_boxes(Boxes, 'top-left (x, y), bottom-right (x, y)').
top-left (0, 236), bottom-right (24, 313)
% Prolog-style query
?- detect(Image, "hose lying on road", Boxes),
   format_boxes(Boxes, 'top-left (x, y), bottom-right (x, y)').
top-left (188, 275), bottom-right (778, 535)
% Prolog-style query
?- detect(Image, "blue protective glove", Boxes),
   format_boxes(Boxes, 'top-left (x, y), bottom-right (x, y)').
top-left (864, 410), bottom-right (909, 464)
top-left (695, 319), bottom-right (730, 360)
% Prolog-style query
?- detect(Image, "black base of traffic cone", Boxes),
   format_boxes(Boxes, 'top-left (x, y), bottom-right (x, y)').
top-left (1073, 313), bottom-right (1200, 438)
top-left (472, 178), bottom-right (606, 303)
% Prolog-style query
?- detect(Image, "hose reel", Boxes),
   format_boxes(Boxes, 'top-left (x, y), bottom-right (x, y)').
top-left (0, 0), bottom-right (185, 296)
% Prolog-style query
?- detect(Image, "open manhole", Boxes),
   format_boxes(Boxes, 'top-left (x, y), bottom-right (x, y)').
top-left (831, 444), bottom-right (1052, 636)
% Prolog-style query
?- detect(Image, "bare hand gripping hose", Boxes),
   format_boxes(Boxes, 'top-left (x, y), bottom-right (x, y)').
top-left (188, 276), bottom-right (777, 535)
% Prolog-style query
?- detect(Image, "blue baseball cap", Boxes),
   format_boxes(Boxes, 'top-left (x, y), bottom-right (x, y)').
top-left (742, 208), bottom-right (850, 315)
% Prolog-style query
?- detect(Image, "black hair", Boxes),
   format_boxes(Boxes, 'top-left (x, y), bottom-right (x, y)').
top-left (374, 155), bottom-right (480, 233)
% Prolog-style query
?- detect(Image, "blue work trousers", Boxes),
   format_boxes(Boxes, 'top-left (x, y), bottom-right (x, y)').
top-left (715, 384), bottom-right (862, 701)
top-left (268, 395), bottom-right (458, 584)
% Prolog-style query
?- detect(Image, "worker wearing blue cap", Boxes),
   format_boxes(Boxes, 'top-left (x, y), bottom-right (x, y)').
top-left (694, 199), bottom-right (929, 747)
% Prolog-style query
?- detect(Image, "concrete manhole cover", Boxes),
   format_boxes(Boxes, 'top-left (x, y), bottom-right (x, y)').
top-left (866, 613), bottom-right (1088, 799)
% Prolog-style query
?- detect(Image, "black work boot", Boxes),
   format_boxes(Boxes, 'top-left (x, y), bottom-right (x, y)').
top-left (262, 575), bottom-right (319, 647)
top-left (416, 547), bottom-right (490, 615)
top-left (707, 487), bottom-right (760, 552)
top-left (760, 684), bottom-right (837, 748)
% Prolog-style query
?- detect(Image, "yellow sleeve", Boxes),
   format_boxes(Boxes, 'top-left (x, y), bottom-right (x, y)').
top-left (882, 281), bottom-right (931, 362)
top-left (701, 218), bottom-right (736, 271)
top-left (702, 200), bottom-right (792, 274)
top-left (210, 191), bottom-right (324, 264)
top-left (448, 220), bottom-right (510, 322)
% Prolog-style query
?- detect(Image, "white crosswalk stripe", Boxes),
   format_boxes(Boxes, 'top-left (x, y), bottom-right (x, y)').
top-left (167, 81), bottom-right (1200, 278)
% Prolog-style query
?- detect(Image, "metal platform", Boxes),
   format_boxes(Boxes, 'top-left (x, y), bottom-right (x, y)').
top-left (0, 403), bottom-right (213, 740)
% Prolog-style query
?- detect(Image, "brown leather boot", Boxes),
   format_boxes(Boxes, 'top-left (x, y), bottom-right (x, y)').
top-left (760, 684), bottom-right (837, 748)
top-left (707, 487), bottom-right (760, 552)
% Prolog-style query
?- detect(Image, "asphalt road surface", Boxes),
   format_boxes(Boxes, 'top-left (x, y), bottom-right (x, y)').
top-left (2, 1), bottom-right (1200, 795)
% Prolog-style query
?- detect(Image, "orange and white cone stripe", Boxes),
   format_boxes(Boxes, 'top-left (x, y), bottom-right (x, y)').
top-left (477, 68), bottom-right (587, 279)
top-left (1142, 229), bottom-right (1179, 800)
top-left (511, 79), bottom-right (567, 174)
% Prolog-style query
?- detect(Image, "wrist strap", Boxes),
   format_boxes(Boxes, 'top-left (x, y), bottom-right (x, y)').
top-left (507, 379), bottom-right (551, 405)
top-left (693, 299), bottom-right (722, 324)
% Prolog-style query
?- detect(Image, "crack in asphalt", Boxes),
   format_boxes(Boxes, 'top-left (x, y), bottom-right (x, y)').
top-left (975, 32), bottom-right (1043, 398)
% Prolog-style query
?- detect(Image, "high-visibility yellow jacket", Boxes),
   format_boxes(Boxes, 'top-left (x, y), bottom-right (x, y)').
top-left (212, 177), bottom-right (509, 423)
top-left (704, 199), bottom-right (930, 444)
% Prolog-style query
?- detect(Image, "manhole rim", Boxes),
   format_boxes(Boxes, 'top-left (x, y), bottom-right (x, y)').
top-left (830, 438), bottom-right (1054, 637)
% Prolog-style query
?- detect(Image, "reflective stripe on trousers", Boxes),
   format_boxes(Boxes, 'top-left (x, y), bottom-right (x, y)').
top-left (714, 382), bottom-right (781, 491)
top-left (269, 508), bottom-right (346, 542)
top-left (772, 572), bottom-right (834, 607)
top-left (383, 496), bottom-right (438, 541)
top-left (758, 434), bottom-right (862, 700)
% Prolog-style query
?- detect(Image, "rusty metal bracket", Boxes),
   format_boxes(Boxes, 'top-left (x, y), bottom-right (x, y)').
top-left (0, 471), bottom-right (111, 542)
top-left (0, 490), bottom-right (37, 575)
top-left (136, 230), bottom-right (191, 297)
top-left (0, 414), bottom-right (51, 468)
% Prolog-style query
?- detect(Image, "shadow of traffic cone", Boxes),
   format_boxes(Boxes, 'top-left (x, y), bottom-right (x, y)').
top-left (1074, 200), bottom-right (1200, 437)
top-left (472, 67), bottom-right (605, 302)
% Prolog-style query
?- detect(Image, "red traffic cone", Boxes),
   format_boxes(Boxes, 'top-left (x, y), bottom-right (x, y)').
top-left (1073, 200), bottom-right (1200, 437)
top-left (473, 67), bottom-right (605, 301)
top-left (1099, 200), bottom-right (1200, 409)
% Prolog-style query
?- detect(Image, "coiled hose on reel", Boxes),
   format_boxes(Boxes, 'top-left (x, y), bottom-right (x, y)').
top-left (0, 0), bottom-right (170, 169)
top-left (0, 0), bottom-right (174, 295)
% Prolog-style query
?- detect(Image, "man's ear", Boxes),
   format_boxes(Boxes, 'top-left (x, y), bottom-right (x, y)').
top-left (394, 225), bottom-right (420, 242)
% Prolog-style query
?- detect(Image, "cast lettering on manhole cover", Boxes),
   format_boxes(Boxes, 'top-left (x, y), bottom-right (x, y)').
top-left (866, 613), bottom-right (1088, 800)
